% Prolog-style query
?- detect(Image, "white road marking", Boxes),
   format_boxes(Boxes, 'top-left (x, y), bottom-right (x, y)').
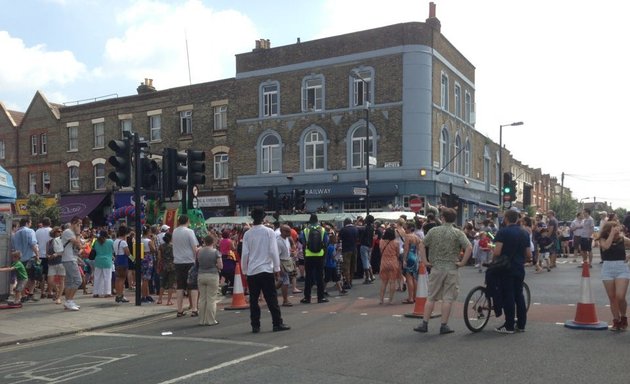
top-left (156, 346), bottom-right (287, 384)
top-left (83, 332), bottom-right (280, 348)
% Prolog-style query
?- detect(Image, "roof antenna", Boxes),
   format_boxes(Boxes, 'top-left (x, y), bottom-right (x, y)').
top-left (185, 29), bottom-right (192, 85)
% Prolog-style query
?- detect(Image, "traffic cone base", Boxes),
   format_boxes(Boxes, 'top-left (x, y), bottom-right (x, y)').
top-left (565, 262), bottom-right (608, 330)
top-left (224, 263), bottom-right (249, 310)
top-left (405, 262), bottom-right (440, 319)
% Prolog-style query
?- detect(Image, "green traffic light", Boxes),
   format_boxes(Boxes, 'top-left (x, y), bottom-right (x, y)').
top-left (503, 187), bottom-right (511, 194)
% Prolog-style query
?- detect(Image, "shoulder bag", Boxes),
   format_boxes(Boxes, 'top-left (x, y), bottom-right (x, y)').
top-left (486, 253), bottom-right (511, 272)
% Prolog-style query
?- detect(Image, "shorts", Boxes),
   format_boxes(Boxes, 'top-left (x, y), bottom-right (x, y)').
top-left (601, 260), bottom-right (630, 280)
top-left (175, 263), bottom-right (194, 290)
top-left (427, 268), bottom-right (459, 302)
top-left (573, 236), bottom-right (582, 250)
top-left (278, 270), bottom-right (290, 286)
top-left (115, 255), bottom-right (129, 268)
top-left (47, 264), bottom-right (66, 277)
top-left (15, 279), bottom-right (26, 293)
top-left (580, 237), bottom-right (592, 252)
top-left (160, 270), bottom-right (177, 290)
top-left (540, 252), bottom-right (550, 260)
top-left (141, 255), bottom-right (154, 280)
top-left (62, 261), bottom-right (82, 290)
top-left (324, 266), bottom-right (339, 283)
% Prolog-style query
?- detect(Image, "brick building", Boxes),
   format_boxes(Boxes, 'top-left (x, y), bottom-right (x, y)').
top-left (0, 4), bottom-right (559, 225)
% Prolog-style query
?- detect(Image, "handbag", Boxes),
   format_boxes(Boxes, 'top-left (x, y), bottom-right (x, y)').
top-left (89, 248), bottom-right (97, 261)
top-left (187, 262), bottom-right (199, 286)
top-left (281, 258), bottom-right (296, 274)
top-left (486, 254), bottom-right (511, 272)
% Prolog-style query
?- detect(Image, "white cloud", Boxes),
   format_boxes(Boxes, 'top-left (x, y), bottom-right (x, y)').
top-left (101, 0), bottom-right (258, 90)
top-left (0, 31), bottom-right (86, 92)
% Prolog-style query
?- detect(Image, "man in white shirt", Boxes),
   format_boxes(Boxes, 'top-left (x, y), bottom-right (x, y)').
top-left (241, 207), bottom-right (290, 333)
top-left (35, 217), bottom-right (52, 299)
top-left (581, 209), bottom-right (595, 266)
top-left (172, 215), bottom-right (199, 317)
top-left (61, 217), bottom-right (84, 311)
top-left (276, 224), bottom-right (293, 307)
top-left (570, 212), bottom-right (584, 263)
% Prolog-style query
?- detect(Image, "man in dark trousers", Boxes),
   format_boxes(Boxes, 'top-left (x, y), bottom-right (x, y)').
top-left (492, 209), bottom-right (532, 334)
top-left (299, 214), bottom-right (329, 304)
top-left (338, 217), bottom-right (359, 290)
top-left (241, 207), bottom-right (290, 333)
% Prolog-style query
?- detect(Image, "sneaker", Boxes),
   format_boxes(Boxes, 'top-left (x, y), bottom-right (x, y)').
top-left (272, 324), bottom-right (291, 332)
top-left (64, 302), bottom-right (79, 311)
top-left (146, 296), bottom-right (154, 303)
top-left (317, 298), bottom-right (329, 303)
top-left (439, 324), bottom-right (455, 334)
top-left (494, 326), bottom-right (515, 334)
top-left (621, 316), bottom-right (628, 330)
top-left (300, 298), bottom-right (311, 304)
top-left (413, 322), bottom-right (428, 333)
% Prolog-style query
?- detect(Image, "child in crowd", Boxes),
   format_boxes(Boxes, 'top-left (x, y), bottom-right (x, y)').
top-left (0, 251), bottom-right (27, 304)
top-left (476, 232), bottom-right (492, 272)
top-left (324, 233), bottom-right (347, 296)
top-left (537, 228), bottom-right (553, 272)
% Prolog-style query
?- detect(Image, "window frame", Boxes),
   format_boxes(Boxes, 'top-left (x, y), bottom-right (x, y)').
top-left (93, 122), bottom-right (105, 149)
top-left (120, 119), bottom-right (132, 139)
top-left (180, 110), bottom-right (192, 135)
top-left (69, 166), bottom-right (80, 191)
top-left (304, 130), bottom-right (325, 172)
top-left (440, 127), bottom-right (450, 170)
top-left (454, 83), bottom-right (461, 118)
top-left (42, 171), bottom-right (51, 194)
top-left (31, 135), bottom-right (37, 156)
top-left (351, 68), bottom-right (374, 107)
top-left (350, 124), bottom-right (375, 169)
top-left (213, 153), bottom-right (229, 180)
top-left (441, 72), bottom-right (449, 111)
top-left (455, 134), bottom-right (463, 175)
top-left (150, 114), bottom-right (162, 142)
top-left (260, 133), bottom-right (281, 174)
top-left (28, 173), bottom-right (37, 194)
top-left (40, 133), bottom-right (47, 155)
top-left (0, 140), bottom-right (5, 160)
top-left (302, 76), bottom-right (324, 112)
top-left (465, 91), bottom-right (472, 123)
top-left (261, 82), bottom-right (279, 117)
top-left (213, 105), bottom-right (227, 130)
top-left (464, 139), bottom-right (471, 177)
top-left (94, 163), bottom-right (106, 190)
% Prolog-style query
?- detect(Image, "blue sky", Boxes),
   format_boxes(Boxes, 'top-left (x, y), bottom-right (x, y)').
top-left (2, 0), bottom-right (629, 209)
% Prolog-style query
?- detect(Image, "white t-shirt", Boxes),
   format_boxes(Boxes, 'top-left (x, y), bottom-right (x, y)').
top-left (172, 226), bottom-right (198, 264)
top-left (61, 228), bottom-right (78, 262)
top-left (35, 226), bottom-right (52, 256)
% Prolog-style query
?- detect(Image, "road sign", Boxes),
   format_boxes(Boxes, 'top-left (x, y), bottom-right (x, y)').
top-left (353, 187), bottom-right (367, 196)
top-left (409, 197), bottom-right (423, 213)
top-left (368, 156), bottom-right (377, 166)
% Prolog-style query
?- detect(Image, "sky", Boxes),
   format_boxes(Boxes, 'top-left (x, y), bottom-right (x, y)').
top-left (1, 0), bottom-right (629, 209)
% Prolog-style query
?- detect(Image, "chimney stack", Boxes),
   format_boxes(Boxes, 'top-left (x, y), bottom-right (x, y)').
top-left (137, 78), bottom-right (157, 94)
top-left (426, 2), bottom-right (441, 31)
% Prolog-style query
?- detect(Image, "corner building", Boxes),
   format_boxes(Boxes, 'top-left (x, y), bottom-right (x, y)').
top-left (233, 11), bottom-right (500, 221)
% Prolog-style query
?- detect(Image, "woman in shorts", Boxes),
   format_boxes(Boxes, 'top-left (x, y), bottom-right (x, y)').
top-left (598, 221), bottom-right (630, 331)
top-left (47, 227), bottom-right (66, 304)
top-left (113, 226), bottom-right (131, 303)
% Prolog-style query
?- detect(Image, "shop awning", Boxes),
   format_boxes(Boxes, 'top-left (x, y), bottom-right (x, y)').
top-left (0, 165), bottom-right (16, 203)
top-left (60, 193), bottom-right (108, 223)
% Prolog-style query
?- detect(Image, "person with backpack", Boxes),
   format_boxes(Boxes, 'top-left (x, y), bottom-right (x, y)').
top-left (299, 214), bottom-right (329, 304)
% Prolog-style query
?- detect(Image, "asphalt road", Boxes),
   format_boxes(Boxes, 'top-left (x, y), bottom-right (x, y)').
top-left (2, 257), bottom-right (626, 384)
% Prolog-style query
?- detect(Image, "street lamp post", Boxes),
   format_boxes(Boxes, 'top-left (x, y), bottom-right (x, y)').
top-left (353, 71), bottom-right (371, 215)
top-left (499, 121), bottom-right (524, 208)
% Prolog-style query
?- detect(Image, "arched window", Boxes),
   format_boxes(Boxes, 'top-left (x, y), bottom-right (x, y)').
top-left (94, 163), bottom-right (106, 190)
top-left (464, 139), bottom-right (471, 177)
top-left (304, 130), bottom-right (325, 171)
top-left (69, 166), bottom-right (80, 191)
top-left (261, 134), bottom-right (281, 173)
top-left (440, 127), bottom-right (450, 170)
top-left (214, 153), bottom-right (229, 180)
top-left (483, 145), bottom-right (490, 190)
top-left (455, 135), bottom-right (463, 175)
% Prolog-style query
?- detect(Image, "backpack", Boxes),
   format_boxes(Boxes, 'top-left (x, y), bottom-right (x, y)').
top-left (306, 226), bottom-right (323, 253)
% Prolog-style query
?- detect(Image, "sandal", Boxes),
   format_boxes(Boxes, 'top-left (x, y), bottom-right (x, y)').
top-left (282, 302), bottom-right (293, 307)
top-left (176, 312), bottom-right (185, 318)
top-left (402, 299), bottom-right (414, 304)
top-left (190, 311), bottom-right (199, 317)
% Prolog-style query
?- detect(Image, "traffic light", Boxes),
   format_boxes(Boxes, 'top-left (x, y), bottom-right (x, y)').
top-left (163, 148), bottom-right (187, 198)
top-left (187, 149), bottom-right (206, 209)
top-left (294, 189), bottom-right (306, 211)
top-left (502, 172), bottom-right (513, 196)
top-left (140, 157), bottom-right (159, 190)
top-left (108, 139), bottom-right (132, 187)
top-left (509, 179), bottom-right (517, 202)
top-left (264, 189), bottom-right (275, 211)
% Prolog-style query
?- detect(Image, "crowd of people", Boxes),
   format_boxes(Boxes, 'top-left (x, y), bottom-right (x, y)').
top-left (3, 205), bottom-right (628, 334)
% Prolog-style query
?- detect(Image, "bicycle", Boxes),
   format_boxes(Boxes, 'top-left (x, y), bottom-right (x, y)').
top-left (463, 280), bottom-right (531, 332)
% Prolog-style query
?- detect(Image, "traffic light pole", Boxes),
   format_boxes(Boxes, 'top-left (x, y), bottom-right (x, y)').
top-left (132, 132), bottom-right (142, 306)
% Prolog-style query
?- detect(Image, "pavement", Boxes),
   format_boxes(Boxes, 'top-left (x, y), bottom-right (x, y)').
top-left (0, 290), bottom-right (230, 347)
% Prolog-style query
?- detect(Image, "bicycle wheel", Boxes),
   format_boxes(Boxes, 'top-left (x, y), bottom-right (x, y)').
top-left (523, 282), bottom-right (531, 312)
top-left (463, 286), bottom-right (491, 332)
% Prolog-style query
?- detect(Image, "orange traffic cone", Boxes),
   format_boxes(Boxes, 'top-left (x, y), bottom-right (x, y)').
top-left (404, 262), bottom-right (439, 318)
top-left (224, 263), bottom-right (249, 310)
top-left (564, 262), bottom-right (608, 330)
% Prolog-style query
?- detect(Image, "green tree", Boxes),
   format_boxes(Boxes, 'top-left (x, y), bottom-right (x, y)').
top-left (550, 194), bottom-right (579, 222)
top-left (25, 195), bottom-right (60, 226)
top-left (614, 207), bottom-right (627, 220)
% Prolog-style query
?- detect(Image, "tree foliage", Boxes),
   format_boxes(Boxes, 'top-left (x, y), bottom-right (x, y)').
top-left (550, 194), bottom-right (579, 222)
top-left (25, 195), bottom-right (60, 226)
